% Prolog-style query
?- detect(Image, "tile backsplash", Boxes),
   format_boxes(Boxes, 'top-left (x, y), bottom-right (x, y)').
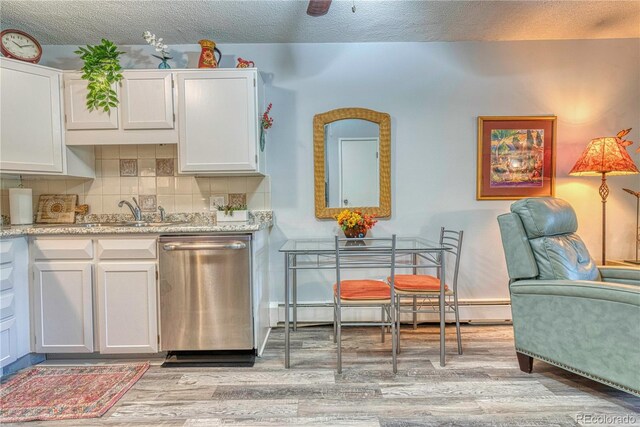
top-left (0, 144), bottom-right (270, 218)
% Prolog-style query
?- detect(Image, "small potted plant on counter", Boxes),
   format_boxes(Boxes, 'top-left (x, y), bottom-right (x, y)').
top-left (216, 203), bottom-right (248, 223)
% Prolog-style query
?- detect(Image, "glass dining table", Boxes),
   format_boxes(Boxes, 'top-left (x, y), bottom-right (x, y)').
top-left (279, 236), bottom-right (450, 368)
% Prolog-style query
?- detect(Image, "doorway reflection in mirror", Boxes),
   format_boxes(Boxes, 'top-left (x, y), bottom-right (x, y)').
top-left (324, 119), bottom-right (380, 208)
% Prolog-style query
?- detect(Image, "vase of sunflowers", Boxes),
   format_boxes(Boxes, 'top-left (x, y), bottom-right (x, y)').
top-left (335, 209), bottom-right (377, 239)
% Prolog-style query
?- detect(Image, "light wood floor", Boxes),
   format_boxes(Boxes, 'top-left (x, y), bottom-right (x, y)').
top-left (10, 324), bottom-right (640, 426)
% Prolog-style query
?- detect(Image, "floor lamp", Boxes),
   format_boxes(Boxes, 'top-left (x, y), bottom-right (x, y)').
top-left (569, 129), bottom-right (639, 265)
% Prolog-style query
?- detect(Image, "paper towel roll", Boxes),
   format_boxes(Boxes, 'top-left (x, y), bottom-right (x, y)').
top-left (9, 188), bottom-right (33, 225)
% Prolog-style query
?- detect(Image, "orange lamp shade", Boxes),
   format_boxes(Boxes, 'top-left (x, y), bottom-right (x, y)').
top-left (569, 136), bottom-right (639, 176)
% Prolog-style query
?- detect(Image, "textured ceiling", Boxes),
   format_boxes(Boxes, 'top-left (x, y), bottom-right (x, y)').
top-left (1, 1), bottom-right (638, 45)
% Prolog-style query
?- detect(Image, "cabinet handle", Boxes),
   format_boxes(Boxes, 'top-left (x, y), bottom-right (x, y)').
top-left (162, 242), bottom-right (246, 251)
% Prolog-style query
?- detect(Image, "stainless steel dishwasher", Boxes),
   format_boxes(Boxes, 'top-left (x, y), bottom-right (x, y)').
top-left (159, 235), bottom-right (253, 365)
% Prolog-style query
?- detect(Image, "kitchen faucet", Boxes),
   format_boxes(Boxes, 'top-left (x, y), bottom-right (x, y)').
top-left (118, 197), bottom-right (142, 221)
top-left (158, 205), bottom-right (166, 221)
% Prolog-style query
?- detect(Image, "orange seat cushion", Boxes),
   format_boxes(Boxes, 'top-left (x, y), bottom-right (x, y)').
top-left (333, 280), bottom-right (391, 300)
top-left (390, 274), bottom-right (449, 292)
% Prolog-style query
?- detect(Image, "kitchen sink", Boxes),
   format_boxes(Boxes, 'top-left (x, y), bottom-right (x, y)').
top-left (34, 222), bottom-right (112, 228)
top-left (33, 221), bottom-right (188, 228)
top-left (118, 221), bottom-right (187, 227)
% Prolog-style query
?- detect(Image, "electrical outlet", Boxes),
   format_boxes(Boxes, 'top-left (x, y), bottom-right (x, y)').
top-left (210, 195), bottom-right (226, 211)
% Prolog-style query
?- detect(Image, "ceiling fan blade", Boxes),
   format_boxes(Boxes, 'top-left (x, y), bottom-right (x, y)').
top-left (307, 0), bottom-right (332, 17)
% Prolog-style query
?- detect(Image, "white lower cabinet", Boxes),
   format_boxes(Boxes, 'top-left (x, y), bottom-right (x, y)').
top-left (96, 262), bottom-right (158, 353)
top-left (33, 262), bottom-right (94, 353)
top-left (32, 237), bottom-right (159, 355)
top-left (0, 318), bottom-right (17, 367)
top-left (1, 237), bottom-right (30, 369)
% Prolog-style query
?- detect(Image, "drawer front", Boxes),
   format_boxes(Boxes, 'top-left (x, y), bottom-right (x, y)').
top-left (0, 291), bottom-right (15, 320)
top-left (0, 240), bottom-right (15, 265)
top-left (0, 317), bottom-right (17, 367)
top-left (97, 239), bottom-right (157, 260)
top-left (33, 239), bottom-right (93, 260)
top-left (0, 265), bottom-right (14, 292)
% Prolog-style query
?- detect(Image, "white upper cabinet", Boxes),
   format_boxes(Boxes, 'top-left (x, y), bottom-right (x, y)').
top-left (177, 69), bottom-right (265, 175)
top-left (0, 59), bottom-right (64, 173)
top-left (0, 59), bottom-right (94, 178)
top-left (121, 72), bottom-right (174, 129)
top-left (64, 74), bottom-right (119, 130)
top-left (63, 70), bottom-right (177, 145)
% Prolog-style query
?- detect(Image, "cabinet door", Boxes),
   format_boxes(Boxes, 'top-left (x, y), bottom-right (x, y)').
top-left (97, 262), bottom-right (157, 353)
top-left (121, 71), bottom-right (174, 129)
top-left (0, 59), bottom-right (64, 173)
top-left (64, 73), bottom-right (118, 130)
top-left (0, 238), bottom-right (30, 361)
top-left (0, 318), bottom-right (17, 367)
top-left (177, 70), bottom-right (258, 172)
top-left (33, 262), bottom-right (93, 353)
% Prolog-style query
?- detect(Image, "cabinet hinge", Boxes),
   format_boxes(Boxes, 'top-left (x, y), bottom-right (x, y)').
top-left (173, 113), bottom-right (176, 123)
top-left (64, 114), bottom-right (67, 124)
top-left (253, 78), bottom-right (256, 87)
top-left (171, 79), bottom-right (174, 89)
top-left (255, 154), bottom-right (258, 164)
top-left (158, 335), bottom-right (160, 345)
top-left (156, 270), bottom-right (159, 280)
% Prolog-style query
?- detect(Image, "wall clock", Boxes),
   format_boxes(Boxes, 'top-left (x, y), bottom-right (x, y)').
top-left (1, 29), bottom-right (42, 63)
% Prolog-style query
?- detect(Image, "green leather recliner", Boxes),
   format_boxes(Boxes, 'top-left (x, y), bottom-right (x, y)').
top-left (497, 197), bottom-right (640, 396)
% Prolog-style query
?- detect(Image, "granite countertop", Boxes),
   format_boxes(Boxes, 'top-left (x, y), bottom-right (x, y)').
top-left (0, 211), bottom-right (273, 238)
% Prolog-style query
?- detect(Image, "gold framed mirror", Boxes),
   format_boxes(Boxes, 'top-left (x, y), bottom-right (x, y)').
top-left (313, 107), bottom-right (391, 219)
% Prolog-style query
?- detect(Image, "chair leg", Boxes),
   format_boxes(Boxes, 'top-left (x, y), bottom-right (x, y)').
top-left (516, 352), bottom-right (533, 373)
top-left (391, 299), bottom-right (397, 373)
top-left (381, 306), bottom-right (385, 343)
top-left (396, 295), bottom-right (401, 354)
top-left (453, 293), bottom-right (462, 355)
top-left (337, 304), bottom-right (342, 374)
top-left (412, 295), bottom-right (417, 329)
top-left (333, 297), bottom-right (337, 344)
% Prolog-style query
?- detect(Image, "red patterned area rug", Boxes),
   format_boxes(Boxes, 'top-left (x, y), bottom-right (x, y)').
top-left (0, 362), bottom-right (149, 422)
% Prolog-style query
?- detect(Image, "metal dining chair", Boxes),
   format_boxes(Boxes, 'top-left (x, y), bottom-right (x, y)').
top-left (333, 235), bottom-right (398, 373)
top-left (390, 228), bottom-right (464, 354)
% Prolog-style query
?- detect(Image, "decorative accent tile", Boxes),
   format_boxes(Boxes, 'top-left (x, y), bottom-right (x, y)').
top-left (228, 193), bottom-right (247, 207)
top-left (138, 195), bottom-right (157, 212)
top-left (156, 159), bottom-right (174, 176)
top-left (119, 159), bottom-right (138, 177)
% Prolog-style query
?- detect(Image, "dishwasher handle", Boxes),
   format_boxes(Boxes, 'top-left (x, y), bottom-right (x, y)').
top-left (162, 242), bottom-right (247, 251)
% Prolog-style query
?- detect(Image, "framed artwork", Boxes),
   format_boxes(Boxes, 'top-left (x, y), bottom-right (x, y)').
top-left (477, 116), bottom-right (556, 200)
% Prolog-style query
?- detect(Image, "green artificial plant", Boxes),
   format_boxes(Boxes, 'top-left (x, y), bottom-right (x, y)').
top-left (74, 39), bottom-right (124, 113)
top-left (217, 204), bottom-right (248, 216)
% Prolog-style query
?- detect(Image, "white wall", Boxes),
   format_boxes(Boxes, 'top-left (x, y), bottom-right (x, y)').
top-left (40, 39), bottom-right (640, 314)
